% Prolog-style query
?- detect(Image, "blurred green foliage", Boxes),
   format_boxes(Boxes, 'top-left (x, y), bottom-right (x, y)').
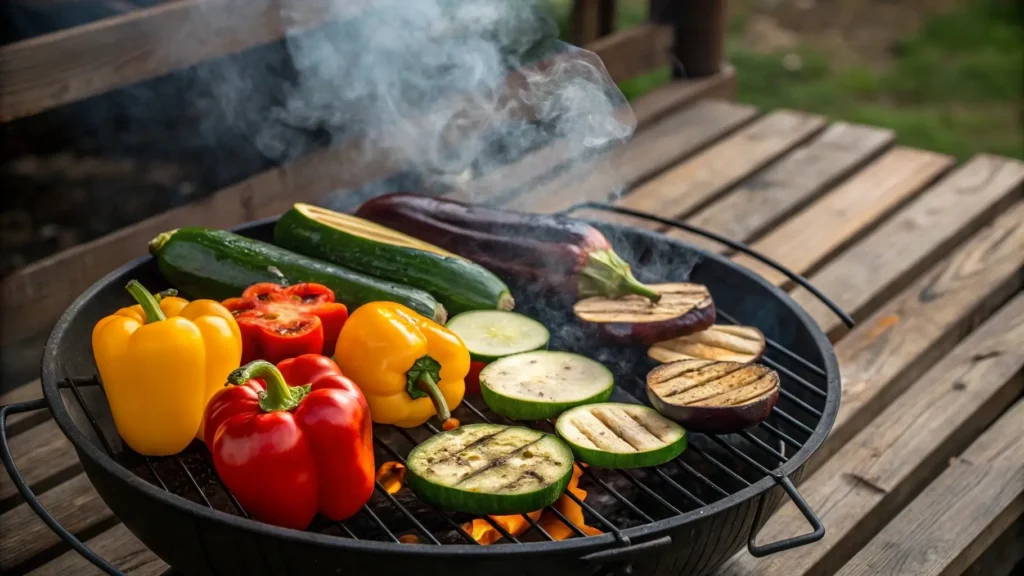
top-left (548, 0), bottom-right (1023, 160)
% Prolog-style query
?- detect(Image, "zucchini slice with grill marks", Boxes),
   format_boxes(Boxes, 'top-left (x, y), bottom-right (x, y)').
top-left (555, 403), bottom-right (686, 469)
top-left (405, 424), bottom-right (574, 515)
top-left (479, 351), bottom-right (614, 420)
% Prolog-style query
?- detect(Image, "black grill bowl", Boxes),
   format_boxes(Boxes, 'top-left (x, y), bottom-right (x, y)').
top-left (33, 217), bottom-right (840, 576)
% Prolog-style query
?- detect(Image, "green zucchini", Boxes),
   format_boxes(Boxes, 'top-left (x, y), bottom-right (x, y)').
top-left (555, 403), bottom-right (687, 469)
top-left (446, 310), bottom-right (550, 362)
top-left (405, 424), bottom-right (574, 515)
top-left (148, 227), bottom-right (446, 323)
top-left (274, 204), bottom-right (514, 316)
top-left (479, 351), bottom-right (614, 420)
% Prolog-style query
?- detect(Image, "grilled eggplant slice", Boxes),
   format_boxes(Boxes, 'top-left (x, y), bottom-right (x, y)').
top-left (555, 403), bottom-right (687, 469)
top-left (405, 424), bottom-right (574, 515)
top-left (648, 325), bottom-right (766, 364)
top-left (573, 283), bottom-right (716, 345)
top-left (646, 359), bottom-right (780, 433)
top-left (479, 351), bottom-right (614, 420)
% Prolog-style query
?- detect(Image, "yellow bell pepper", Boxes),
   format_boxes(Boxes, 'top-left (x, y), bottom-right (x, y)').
top-left (335, 302), bottom-right (469, 428)
top-left (92, 280), bottom-right (242, 455)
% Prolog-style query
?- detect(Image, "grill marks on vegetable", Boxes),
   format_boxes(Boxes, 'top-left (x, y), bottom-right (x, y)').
top-left (648, 360), bottom-right (779, 407)
top-left (564, 405), bottom-right (675, 453)
top-left (649, 325), bottom-right (766, 364)
top-left (413, 426), bottom-right (569, 495)
top-left (573, 283), bottom-right (712, 323)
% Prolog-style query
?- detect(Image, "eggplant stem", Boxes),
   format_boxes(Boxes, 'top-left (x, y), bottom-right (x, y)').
top-left (577, 250), bottom-right (661, 303)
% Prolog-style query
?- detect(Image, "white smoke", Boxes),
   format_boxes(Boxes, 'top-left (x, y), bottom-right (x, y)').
top-left (211, 0), bottom-right (636, 201)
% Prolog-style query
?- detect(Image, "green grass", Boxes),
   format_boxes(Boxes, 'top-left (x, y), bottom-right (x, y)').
top-left (554, 0), bottom-right (1024, 161)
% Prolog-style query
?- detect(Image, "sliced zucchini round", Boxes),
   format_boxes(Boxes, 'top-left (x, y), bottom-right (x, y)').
top-left (405, 424), bottom-right (574, 515)
top-left (479, 351), bottom-right (614, 420)
top-left (446, 310), bottom-right (550, 362)
top-left (555, 403), bottom-right (687, 469)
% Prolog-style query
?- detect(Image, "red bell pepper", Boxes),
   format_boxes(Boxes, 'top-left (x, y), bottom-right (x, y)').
top-left (222, 283), bottom-right (348, 365)
top-left (465, 360), bottom-right (488, 394)
top-left (203, 354), bottom-right (374, 530)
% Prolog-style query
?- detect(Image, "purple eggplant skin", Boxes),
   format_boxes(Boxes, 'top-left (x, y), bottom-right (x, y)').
top-left (594, 302), bottom-right (716, 346)
top-left (646, 387), bottom-right (779, 434)
top-left (357, 193), bottom-right (609, 250)
top-left (356, 194), bottom-right (661, 302)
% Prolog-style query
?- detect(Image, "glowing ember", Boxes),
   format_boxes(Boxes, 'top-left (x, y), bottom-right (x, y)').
top-left (399, 534), bottom-right (421, 544)
top-left (376, 461), bottom-right (406, 494)
top-left (464, 464), bottom-right (602, 544)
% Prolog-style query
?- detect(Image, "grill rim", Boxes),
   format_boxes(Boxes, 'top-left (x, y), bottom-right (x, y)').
top-left (39, 215), bottom-right (841, 558)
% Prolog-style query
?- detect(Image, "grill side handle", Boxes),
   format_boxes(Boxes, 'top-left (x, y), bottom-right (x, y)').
top-left (580, 535), bottom-right (672, 574)
top-left (747, 474), bottom-right (825, 557)
top-left (0, 399), bottom-right (127, 576)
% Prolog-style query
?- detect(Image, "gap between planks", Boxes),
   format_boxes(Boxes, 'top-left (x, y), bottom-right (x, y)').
top-left (834, 397), bottom-right (1024, 576)
top-left (716, 292), bottom-right (1024, 576)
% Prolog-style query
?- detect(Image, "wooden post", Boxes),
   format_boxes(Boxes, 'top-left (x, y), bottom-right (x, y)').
top-left (651, 0), bottom-right (727, 78)
top-left (571, 0), bottom-right (616, 46)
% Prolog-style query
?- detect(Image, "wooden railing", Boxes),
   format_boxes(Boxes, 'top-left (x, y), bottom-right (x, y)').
top-left (0, 0), bottom-right (731, 357)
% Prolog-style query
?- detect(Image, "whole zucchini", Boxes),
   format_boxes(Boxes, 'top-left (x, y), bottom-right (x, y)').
top-left (149, 227), bottom-right (447, 323)
top-left (274, 203), bottom-right (513, 316)
top-left (355, 193), bottom-right (660, 303)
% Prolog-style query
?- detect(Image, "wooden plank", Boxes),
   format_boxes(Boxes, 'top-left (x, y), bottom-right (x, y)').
top-left (792, 154), bottom-right (1024, 340)
top-left (28, 524), bottom-right (167, 576)
top-left (680, 122), bottom-right (894, 252)
top-left (448, 69), bottom-right (738, 205)
top-left (809, 202), bottom-right (1024, 473)
top-left (716, 293), bottom-right (1024, 576)
top-left (586, 23), bottom-right (673, 84)
top-left (501, 99), bottom-right (760, 213)
top-left (0, 0), bottom-right (379, 121)
top-left (0, 418), bottom-right (80, 507)
top-left (598, 109), bottom-right (828, 223)
top-left (0, 378), bottom-right (48, 434)
top-left (963, 516), bottom-right (1024, 576)
top-left (731, 147), bottom-right (954, 287)
top-left (0, 473), bottom-right (115, 572)
top-left (834, 399), bottom-right (1024, 576)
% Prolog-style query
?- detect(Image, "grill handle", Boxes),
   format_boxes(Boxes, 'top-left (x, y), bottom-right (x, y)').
top-left (580, 535), bottom-right (672, 574)
top-left (747, 474), bottom-right (824, 557)
top-left (0, 399), bottom-right (127, 576)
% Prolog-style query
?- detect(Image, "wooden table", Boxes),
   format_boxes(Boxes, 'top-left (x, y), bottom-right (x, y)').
top-left (2, 80), bottom-right (1022, 576)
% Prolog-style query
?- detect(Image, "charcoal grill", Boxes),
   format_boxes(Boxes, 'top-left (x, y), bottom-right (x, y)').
top-left (1, 203), bottom-right (850, 576)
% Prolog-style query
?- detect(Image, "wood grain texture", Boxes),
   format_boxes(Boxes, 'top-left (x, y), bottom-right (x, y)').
top-left (834, 399), bottom-right (1024, 576)
top-left (678, 122), bottom-right (894, 253)
top-left (808, 202), bottom-right (1024, 473)
top-left (27, 523), bottom-right (167, 576)
top-left (0, 473), bottom-right (115, 572)
top-left (586, 23), bottom-right (673, 84)
top-left (0, 418), bottom-right (80, 507)
top-left (792, 154), bottom-right (1024, 340)
top-left (732, 147), bottom-right (954, 286)
top-left (501, 99), bottom-right (759, 213)
top-left (0, 378), bottom-right (45, 432)
top-left (607, 109), bottom-right (827, 223)
top-left (717, 293), bottom-right (1024, 576)
top-left (448, 69), bottom-right (737, 205)
top-left (0, 0), bottom-right (379, 121)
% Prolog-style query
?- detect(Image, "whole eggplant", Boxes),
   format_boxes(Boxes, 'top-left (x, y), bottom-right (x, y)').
top-left (355, 193), bottom-right (660, 303)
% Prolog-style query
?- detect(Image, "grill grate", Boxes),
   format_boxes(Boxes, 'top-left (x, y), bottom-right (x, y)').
top-left (58, 295), bottom-right (829, 548)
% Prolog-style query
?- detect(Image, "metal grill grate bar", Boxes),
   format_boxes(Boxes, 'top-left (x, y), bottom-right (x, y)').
top-left (738, 432), bottom-right (788, 463)
top-left (770, 407), bottom-right (815, 436)
top-left (361, 502), bottom-right (401, 543)
top-left (757, 422), bottom-right (803, 451)
top-left (778, 389), bottom-right (823, 418)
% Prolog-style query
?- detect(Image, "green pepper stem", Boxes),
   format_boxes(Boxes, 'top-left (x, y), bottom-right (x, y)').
top-left (228, 360), bottom-right (306, 413)
top-left (414, 372), bottom-right (451, 422)
top-left (125, 280), bottom-right (167, 323)
top-left (577, 250), bottom-right (662, 303)
top-left (154, 289), bottom-right (178, 302)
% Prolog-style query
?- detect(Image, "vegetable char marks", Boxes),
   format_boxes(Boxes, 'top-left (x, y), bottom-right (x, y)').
top-left (647, 359), bottom-right (780, 433)
top-left (406, 424), bottom-right (574, 515)
top-left (556, 403), bottom-right (687, 469)
top-left (648, 325), bottom-right (766, 364)
top-left (574, 283), bottom-right (716, 345)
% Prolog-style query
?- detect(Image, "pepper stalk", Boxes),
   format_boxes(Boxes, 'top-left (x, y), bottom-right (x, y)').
top-left (228, 360), bottom-right (309, 413)
top-left (405, 356), bottom-right (452, 423)
top-left (125, 280), bottom-right (167, 323)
